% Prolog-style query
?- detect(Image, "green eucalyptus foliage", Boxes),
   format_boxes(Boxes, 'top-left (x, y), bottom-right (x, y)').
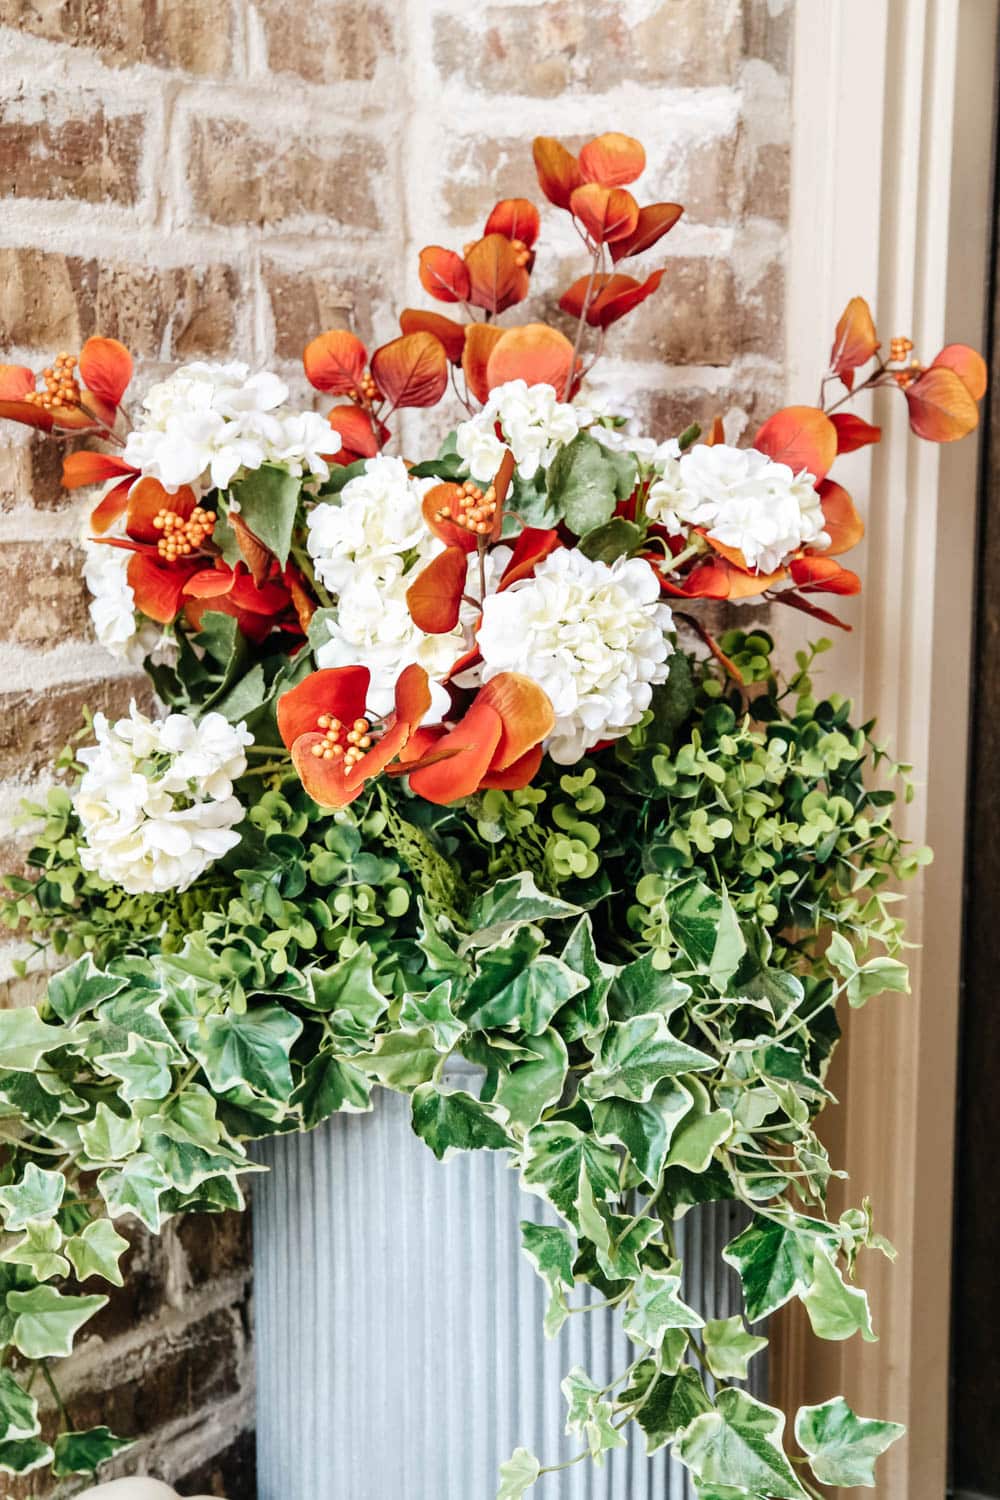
top-left (0, 634), bottom-right (917, 1492)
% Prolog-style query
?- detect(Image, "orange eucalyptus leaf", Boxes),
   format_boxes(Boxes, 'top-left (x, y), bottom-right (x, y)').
top-left (477, 672), bottom-right (555, 770)
top-left (127, 553), bottom-right (195, 623)
top-left (773, 590), bottom-right (852, 631)
top-left (532, 136), bottom-right (584, 208)
top-left (229, 510), bottom-right (274, 587)
top-left (62, 451), bottom-right (137, 489)
top-left (277, 666), bottom-right (371, 751)
top-left (90, 477), bottom-right (135, 533)
top-left (569, 183), bottom-right (640, 244)
top-left (704, 417), bottom-right (726, 447)
top-left (789, 555), bottom-right (862, 594)
top-left (905, 365), bottom-right (980, 442)
top-left (578, 132), bottom-right (646, 187)
top-left (931, 343), bottom-right (987, 401)
top-left (400, 308), bottom-right (467, 365)
top-left (405, 545), bottom-right (469, 633)
top-left (79, 337), bottom-right (133, 406)
top-left (304, 329), bottom-right (368, 395)
top-left (754, 405), bottom-right (837, 481)
top-left (0, 365), bottom-right (35, 400)
top-left (486, 323), bottom-right (575, 398)
top-left (498, 528), bottom-right (562, 590)
top-left (830, 412), bottom-right (882, 453)
top-left (408, 700), bottom-right (505, 804)
top-left (418, 245), bottom-right (472, 304)
top-left (327, 404), bottom-right (385, 463)
top-left (422, 484), bottom-right (480, 554)
top-left (371, 332), bottom-right (448, 411)
top-left (830, 296), bottom-right (879, 387)
top-left (464, 234), bottom-right (531, 315)
top-left (588, 270), bottom-right (665, 328)
top-left (0, 398), bottom-right (53, 432)
top-left (489, 448), bottom-right (516, 542)
top-left (817, 480), bottom-right (864, 556)
top-left (484, 198), bottom-right (541, 248)
top-left (610, 202), bottom-right (684, 262)
top-left (126, 478), bottom-right (197, 543)
top-left (462, 323), bottom-right (505, 405)
top-left (479, 745), bottom-right (544, 790)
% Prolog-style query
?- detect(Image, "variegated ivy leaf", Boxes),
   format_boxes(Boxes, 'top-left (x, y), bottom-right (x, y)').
top-left (591, 1078), bottom-right (693, 1184)
top-left (399, 981), bottom-right (465, 1051)
top-left (794, 1396), bottom-right (904, 1487)
top-left (0, 1163), bottom-right (64, 1230)
top-left (702, 1317), bottom-right (769, 1381)
top-left (292, 1052), bottom-right (372, 1129)
top-left (520, 1121), bottom-right (619, 1230)
top-left (608, 953), bottom-right (691, 1022)
top-left (0, 1368), bottom-right (40, 1444)
top-left (306, 945), bottom-right (388, 1028)
top-left (496, 1446), bottom-right (541, 1498)
top-left (556, 915), bottom-right (617, 1042)
top-left (359, 1028), bottom-right (442, 1089)
top-left (582, 1013), bottom-right (714, 1104)
top-left (665, 1077), bottom-right (733, 1172)
top-left (693, 1483), bottom-right (768, 1499)
top-left (76, 1102), bottom-right (142, 1167)
top-left (7, 1285), bottom-right (108, 1360)
top-left (0, 1436), bottom-right (53, 1476)
top-left (462, 872), bottom-right (581, 952)
top-left (191, 1004), bottom-right (302, 1101)
top-left (94, 1036), bottom-right (174, 1103)
top-left (459, 935), bottom-right (586, 1036)
top-left (722, 1213), bottom-right (838, 1322)
top-left (0, 1219), bottom-right (69, 1281)
top-left (410, 1084), bottom-right (511, 1161)
top-left (52, 1426), bottom-right (134, 1478)
top-left (561, 1367), bottom-right (627, 1460)
top-left (708, 891), bottom-right (747, 991)
top-left (675, 1389), bottom-right (808, 1499)
top-left (802, 1244), bottom-right (876, 1342)
top-left (623, 1269), bottom-right (703, 1350)
top-left (98, 1152), bottom-right (171, 1233)
top-left (140, 1112), bottom-right (250, 1195)
top-left (825, 931), bottom-right (910, 1008)
top-left (620, 1363), bottom-right (712, 1454)
top-left (492, 1028), bottom-right (568, 1131)
top-left (520, 1221), bottom-right (575, 1337)
top-left (0, 1009), bottom-right (64, 1072)
top-left (47, 955), bottom-right (128, 1023)
top-left (65, 1218), bottom-right (130, 1288)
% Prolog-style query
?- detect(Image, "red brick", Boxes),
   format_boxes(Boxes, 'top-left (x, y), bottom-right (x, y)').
top-left (255, 0), bottom-right (396, 83)
top-left (0, 93), bottom-right (144, 206)
top-left (0, 676), bottom-right (151, 780)
top-left (432, 0), bottom-right (744, 95)
top-left (0, 247), bottom-right (242, 359)
top-left (0, 0), bottom-right (237, 76)
top-left (187, 117), bottom-right (384, 231)
top-left (263, 258), bottom-right (387, 360)
top-left (0, 541), bottom-right (92, 646)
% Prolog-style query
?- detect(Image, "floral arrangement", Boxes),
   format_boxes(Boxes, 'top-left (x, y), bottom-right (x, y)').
top-left (0, 131), bottom-right (985, 1495)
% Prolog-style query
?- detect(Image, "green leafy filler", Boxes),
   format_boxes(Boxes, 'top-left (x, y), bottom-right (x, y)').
top-left (0, 632), bottom-right (921, 1492)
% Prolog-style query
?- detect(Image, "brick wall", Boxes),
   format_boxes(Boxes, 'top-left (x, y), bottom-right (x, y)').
top-left (0, 0), bottom-right (792, 1491)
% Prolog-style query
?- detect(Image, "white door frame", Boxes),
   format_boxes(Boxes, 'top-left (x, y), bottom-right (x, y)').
top-left (775, 4), bottom-right (996, 1497)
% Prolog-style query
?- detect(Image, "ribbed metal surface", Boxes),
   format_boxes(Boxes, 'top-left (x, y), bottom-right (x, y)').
top-left (254, 1071), bottom-right (760, 1500)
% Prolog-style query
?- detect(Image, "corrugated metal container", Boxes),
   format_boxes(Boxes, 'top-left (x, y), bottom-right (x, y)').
top-left (254, 1068), bottom-right (761, 1499)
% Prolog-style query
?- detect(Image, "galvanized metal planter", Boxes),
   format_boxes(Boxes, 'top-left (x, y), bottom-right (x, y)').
top-left (254, 1069), bottom-right (761, 1500)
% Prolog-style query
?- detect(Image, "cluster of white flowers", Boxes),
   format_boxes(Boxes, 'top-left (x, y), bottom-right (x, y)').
top-left (123, 361), bottom-right (338, 493)
top-left (75, 706), bottom-right (252, 895)
top-left (306, 456), bottom-right (464, 721)
top-left (476, 549), bottom-right (674, 763)
top-left (81, 537), bottom-right (162, 665)
top-left (646, 442), bottom-right (829, 574)
top-left (456, 380), bottom-right (582, 481)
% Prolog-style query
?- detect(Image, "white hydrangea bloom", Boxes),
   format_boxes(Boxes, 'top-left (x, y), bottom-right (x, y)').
top-left (476, 548), bottom-right (674, 764)
top-left (646, 442), bottom-right (829, 573)
top-left (305, 456), bottom-right (434, 595)
top-left (76, 705), bottom-right (252, 895)
top-left (81, 538), bottom-right (161, 666)
top-left (123, 361), bottom-right (339, 492)
top-left (455, 380), bottom-right (582, 481)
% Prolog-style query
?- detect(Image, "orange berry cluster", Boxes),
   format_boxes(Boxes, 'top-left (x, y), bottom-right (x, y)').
top-left (889, 336), bottom-right (914, 362)
top-left (889, 335), bottom-right (922, 387)
top-left (152, 505), bottom-right (215, 562)
top-left (23, 353), bottom-right (80, 412)
top-left (437, 480), bottom-right (498, 536)
top-left (349, 369), bottom-right (380, 404)
top-left (311, 714), bottom-right (373, 770)
top-left (510, 237), bottom-right (531, 268)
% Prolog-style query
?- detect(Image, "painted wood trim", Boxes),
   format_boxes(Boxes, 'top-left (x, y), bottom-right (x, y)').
top-left (773, 4), bottom-right (996, 1498)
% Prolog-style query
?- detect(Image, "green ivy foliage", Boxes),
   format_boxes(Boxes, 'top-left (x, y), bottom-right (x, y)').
top-left (0, 633), bottom-right (919, 1493)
